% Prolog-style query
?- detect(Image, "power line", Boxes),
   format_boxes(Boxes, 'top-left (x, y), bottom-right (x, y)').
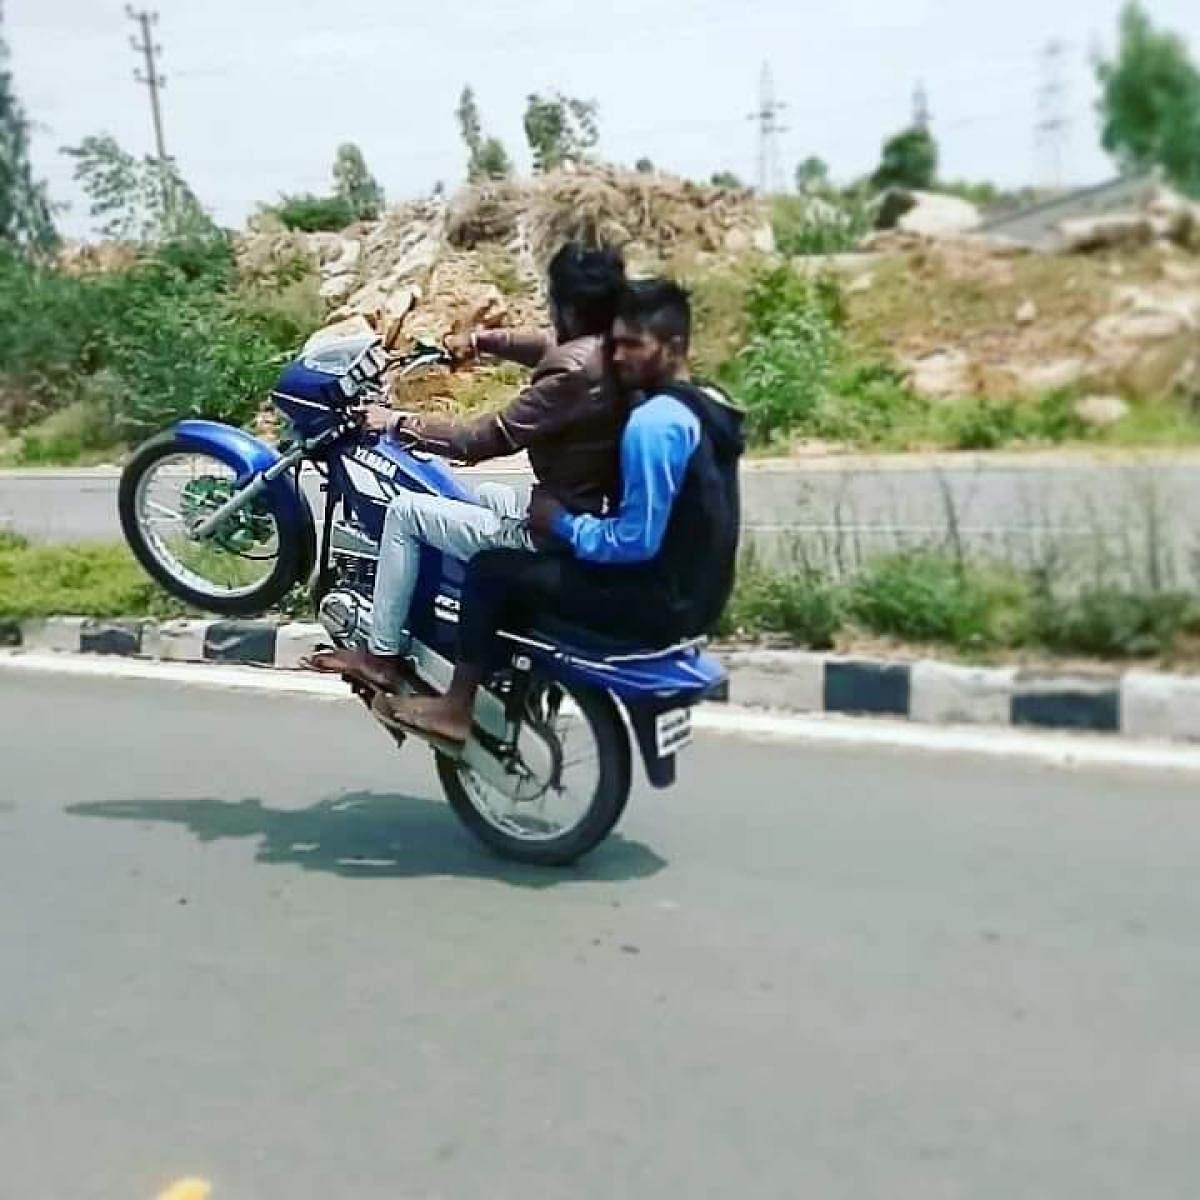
top-left (913, 80), bottom-right (931, 131)
top-left (747, 62), bottom-right (787, 194)
top-left (1035, 38), bottom-right (1070, 191)
top-left (127, 5), bottom-right (171, 212)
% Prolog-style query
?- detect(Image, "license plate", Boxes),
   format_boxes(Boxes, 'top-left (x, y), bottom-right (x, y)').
top-left (654, 706), bottom-right (693, 758)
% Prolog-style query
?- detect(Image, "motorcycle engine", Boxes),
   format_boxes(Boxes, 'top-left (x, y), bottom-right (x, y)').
top-left (317, 520), bottom-right (379, 648)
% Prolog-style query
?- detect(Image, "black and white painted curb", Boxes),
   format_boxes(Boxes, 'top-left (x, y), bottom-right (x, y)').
top-left (6, 617), bottom-right (1200, 744)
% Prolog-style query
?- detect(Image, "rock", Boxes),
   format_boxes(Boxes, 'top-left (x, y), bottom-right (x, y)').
top-left (380, 286), bottom-right (421, 350)
top-left (1008, 358), bottom-right (1088, 394)
top-left (1160, 257), bottom-right (1200, 286)
top-left (847, 272), bottom-right (874, 294)
top-left (340, 280), bottom-right (391, 323)
top-left (896, 191), bottom-right (982, 238)
top-left (304, 232), bottom-right (347, 266)
top-left (1015, 299), bottom-right (1038, 325)
top-left (751, 223), bottom-right (777, 254)
top-left (722, 228), bottom-right (753, 254)
top-left (904, 349), bottom-right (972, 399)
top-left (323, 238), bottom-right (361, 277)
top-left (318, 272), bottom-right (358, 304)
top-left (1073, 395), bottom-right (1129, 428)
top-left (1144, 185), bottom-right (1199, 247)
top-left (1059, 213), bottom-right (1154, 253)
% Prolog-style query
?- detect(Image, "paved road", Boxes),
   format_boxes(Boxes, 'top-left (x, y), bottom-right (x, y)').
top-left (3, 671), bottom-right (1199, 1199)
top-left (4, 453), bottom-right (1200, 581)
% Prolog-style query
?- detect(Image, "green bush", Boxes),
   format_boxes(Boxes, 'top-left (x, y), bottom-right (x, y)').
top-left (721, 265), bottom-right (928, 449)
top-left (941, 391), bottom-right (1088, 451)
top-left (271, 193), bottom-right (357, 232)
top-left (850, 552), bottom-right (1026, 648)
top-left (1030, 586), bottom-right (1196, 658)
top-left (14, 386), bottom-right (123, 466)
top-left (0, 235), bottom-right (298, 452)
top-left (722, 568), bottom-right (843, 649)
top-left (816, 360), bottom-right (927, 446)
top-left (722, 267), bottom-right (843, 445)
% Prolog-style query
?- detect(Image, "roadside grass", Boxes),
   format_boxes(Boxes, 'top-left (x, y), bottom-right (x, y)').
top-left (4, 533), bottom-right (1196, 668)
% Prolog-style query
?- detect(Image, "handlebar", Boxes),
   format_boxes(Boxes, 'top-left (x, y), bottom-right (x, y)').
top-left (385, 340), bottom-right (456, 374)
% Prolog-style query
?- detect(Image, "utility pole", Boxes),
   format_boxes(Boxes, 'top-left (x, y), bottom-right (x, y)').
top-left (1035, 39), bottom-right (1070, 193)
top-left (747, 63), bottom-right (787, 195)
top-left (912, 80), bottom-right (931, 132)
top-left (127, 6), bottom-right (171, 214)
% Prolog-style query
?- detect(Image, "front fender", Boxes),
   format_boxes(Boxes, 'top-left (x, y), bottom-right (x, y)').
top-left (170, 419), bottom-right (316, 576)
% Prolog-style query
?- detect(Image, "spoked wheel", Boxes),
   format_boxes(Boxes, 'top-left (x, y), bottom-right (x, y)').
top-left (118, 433), bottom-right (308, 616)
top-left (436, 679), bottom-right (631, 867)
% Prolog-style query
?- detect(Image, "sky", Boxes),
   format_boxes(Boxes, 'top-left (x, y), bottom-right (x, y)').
top-left (7, 0), bottom-right (1200, 238)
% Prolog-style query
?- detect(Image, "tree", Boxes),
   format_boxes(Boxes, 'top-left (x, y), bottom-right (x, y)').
top-left (455, 86), bottom-right (512, 181)
top-left (871, 125), bottom-right (938, 190)
top-left (62, 133), bottom-right (213, 242)
top-left (523, 92), bottom-right (599, 173)
top-left (0, 10), bottom-right (55, 250)
top-left (795, 156), bottom-right (829, 193)
top-left (332, 142), bottom-right (384, 220)
top-left (635, 157), bottom-right (655, 175)
top-left (1096, 2), bottom-right (1200, 196)
top-left (710, 170), bottom-right (744, 189)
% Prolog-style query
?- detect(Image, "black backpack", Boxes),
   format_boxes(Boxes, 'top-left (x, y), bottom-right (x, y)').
top-left (651, 381), bottom-right (745, 636)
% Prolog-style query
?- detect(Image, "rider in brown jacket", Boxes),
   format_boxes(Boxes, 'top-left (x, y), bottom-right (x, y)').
top-left (306, 242), bottom-right (627, 691)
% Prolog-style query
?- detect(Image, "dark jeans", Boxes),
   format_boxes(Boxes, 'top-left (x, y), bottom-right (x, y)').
top-left (457, 548), bottom-right (674, 666)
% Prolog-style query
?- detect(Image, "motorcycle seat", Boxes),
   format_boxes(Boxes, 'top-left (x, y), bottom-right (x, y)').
top-left (514, 613), bottom-right (701, 663)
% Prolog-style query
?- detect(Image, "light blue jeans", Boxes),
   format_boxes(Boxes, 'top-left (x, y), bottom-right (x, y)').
top-left (369, 482), bottom-right (534, 656)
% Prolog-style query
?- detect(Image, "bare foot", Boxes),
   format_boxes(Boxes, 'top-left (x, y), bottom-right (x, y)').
top-left (377, 694), bottom-right (472, 744)
top-left (301, 648), bottom-right (405, 692)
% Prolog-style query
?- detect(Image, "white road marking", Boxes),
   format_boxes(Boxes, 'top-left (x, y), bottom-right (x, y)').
top-left (3, 650), bottom-right (1200, 774)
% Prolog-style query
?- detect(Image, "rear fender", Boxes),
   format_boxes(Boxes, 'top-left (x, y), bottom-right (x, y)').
top-left (518, 646), bottom-right (728, 790)
top-left (171, 419), bottom-right (317, 578)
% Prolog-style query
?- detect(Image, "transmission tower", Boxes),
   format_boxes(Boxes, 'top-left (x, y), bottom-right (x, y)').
top-left (127, 6), bottom-right (171, 212)
top-left (748, 63), bottom-right (788, 194)
top-left (912, 80), bottom-right (931, 131)
top-left (1035, 39), bottom-right (1070, 192)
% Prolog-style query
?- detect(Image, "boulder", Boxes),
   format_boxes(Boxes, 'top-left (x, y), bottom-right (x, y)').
top-left (380, 286), bottom-right (421, 350)
top-left (895, 191), bottom-right (982, 238)
top-left (1015, 299), bottom-right (1038, 326)
top-left (1144, 185), bottom-right (1200, 247)
top-left (1073, 395), bottom-right (1129, 428)
top-left (904, 348), bottom-right (972, 399)
top-left (1008, 358), bottom-right (1089, 395)
top-left (318, 272), bottom-right (358, 304)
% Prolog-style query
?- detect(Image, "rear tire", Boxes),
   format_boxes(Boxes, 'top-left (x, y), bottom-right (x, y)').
top-left (119, 431), bottom-right (311, 617)
top-left (437, 682), bottom-right (631, 867)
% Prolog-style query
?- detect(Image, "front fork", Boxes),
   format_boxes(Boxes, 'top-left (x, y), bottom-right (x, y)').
top-left (188, 443), bottom-right (309, 540)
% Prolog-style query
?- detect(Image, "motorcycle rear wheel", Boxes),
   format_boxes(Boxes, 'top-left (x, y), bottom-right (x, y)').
top-left (437, 680), bottom-right (631, 867)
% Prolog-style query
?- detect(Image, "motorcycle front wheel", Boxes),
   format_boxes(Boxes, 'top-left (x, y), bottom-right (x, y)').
top-left (118, 432), bottom-right (310, 617)
top-left (437, 679), bottom-right (631, 867)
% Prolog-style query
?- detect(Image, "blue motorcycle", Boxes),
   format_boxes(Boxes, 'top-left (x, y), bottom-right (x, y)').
top-left (119, 333), bottom-right (727, 864)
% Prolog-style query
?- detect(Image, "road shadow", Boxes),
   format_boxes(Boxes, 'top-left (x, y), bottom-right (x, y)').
top-left (67, 790), bottom-right (666, 887)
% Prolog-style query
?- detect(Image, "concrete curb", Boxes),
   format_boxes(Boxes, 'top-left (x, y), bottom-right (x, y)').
top-left (11, 617), bottom-right (1200, 744)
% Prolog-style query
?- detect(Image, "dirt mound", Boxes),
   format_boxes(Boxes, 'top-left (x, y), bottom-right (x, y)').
top-left (236, 168), bottom-right (772, 354)
top-left (848, 231), bottom-right (1200, 403)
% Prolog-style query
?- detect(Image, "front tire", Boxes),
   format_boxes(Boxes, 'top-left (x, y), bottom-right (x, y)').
top-left (119, 431), bottom-right (310, 617)
top-left (437, 682), bottom-right (631, 867)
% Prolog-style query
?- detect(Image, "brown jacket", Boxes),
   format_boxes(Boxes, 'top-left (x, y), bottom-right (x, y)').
top-left (396, 329), bottom-right (622, 516)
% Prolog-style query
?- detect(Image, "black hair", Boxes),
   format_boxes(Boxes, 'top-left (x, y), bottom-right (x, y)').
top-left (545, 242), bottom-right (627, 336)
top-left (615, 278), bottom-right (692, 350)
